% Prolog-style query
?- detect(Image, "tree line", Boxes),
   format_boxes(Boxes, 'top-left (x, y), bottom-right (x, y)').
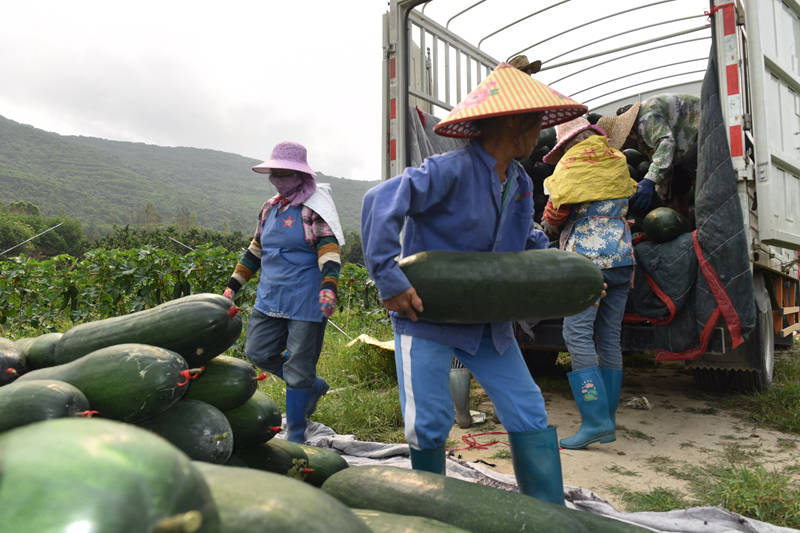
top-left (0, 201), bottom-right (364, 265)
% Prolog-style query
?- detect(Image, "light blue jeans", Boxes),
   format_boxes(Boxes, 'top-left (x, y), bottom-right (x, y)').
top-left (245, 309), bottom-right (327, 388)
top-left (562, 266), bottom-right (633, 371)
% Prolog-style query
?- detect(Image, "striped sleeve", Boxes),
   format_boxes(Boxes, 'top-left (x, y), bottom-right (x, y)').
top-left (225, 203), bottom-right (269, 294)
top-left (542, 199), bottom-right (571, 227)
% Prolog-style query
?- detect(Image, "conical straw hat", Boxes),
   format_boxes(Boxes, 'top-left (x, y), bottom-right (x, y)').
top-left (434, 63), bottom-right (588, 138)
top-left (596, 101), bottom-right (641, 150)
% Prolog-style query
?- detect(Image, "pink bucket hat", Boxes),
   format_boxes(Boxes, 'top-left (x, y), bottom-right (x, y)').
top-left (542, 116), bottom-right (606, 165)
top-left (252, 141), bottom-right (316, 176)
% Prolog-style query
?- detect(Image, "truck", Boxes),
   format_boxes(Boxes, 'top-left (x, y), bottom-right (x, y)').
top-left (382, 0), bottom-right (800, 392)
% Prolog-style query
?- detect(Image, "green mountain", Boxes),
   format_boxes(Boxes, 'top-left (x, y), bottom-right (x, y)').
top-left (0, 114), bottom-right (379, 236)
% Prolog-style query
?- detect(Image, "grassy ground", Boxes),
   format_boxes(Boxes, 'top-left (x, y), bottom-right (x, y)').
top-left (250, 308), bottom-right (405, 444)
top-left (608, 343), bottom-right (800, 528)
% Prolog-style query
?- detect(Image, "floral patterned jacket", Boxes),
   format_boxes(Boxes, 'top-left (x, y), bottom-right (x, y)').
top-left (559, 198), bottom-right (635, 270)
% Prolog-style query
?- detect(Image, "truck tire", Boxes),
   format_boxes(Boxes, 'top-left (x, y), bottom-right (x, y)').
top-left (749, 275), bottom-right (775, 391)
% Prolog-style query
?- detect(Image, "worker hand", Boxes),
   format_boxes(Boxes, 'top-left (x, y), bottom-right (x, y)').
top-left (319, 288), bottom-right (338, 318)
top-left (629, 179), bottom-right (655, 214)
top-left (222, 287), bottom-right (235, 300)
top-left (382, 287), bottom-right (424, 322)
top-left (593, 283), bottom-right (608, 308)
top-left (540, 220), bottom-right (560, 241)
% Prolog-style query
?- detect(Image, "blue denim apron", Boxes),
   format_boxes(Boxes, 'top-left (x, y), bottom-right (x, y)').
top-left (254, 204), bottom-right (322, 322)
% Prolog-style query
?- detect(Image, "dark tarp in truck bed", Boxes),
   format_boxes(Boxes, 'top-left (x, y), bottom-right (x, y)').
top-left (624, 36), bottom-right (756, 360)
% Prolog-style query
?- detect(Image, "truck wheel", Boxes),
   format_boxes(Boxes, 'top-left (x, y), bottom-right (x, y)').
top-left (749, 282), bottom-right (775, 392)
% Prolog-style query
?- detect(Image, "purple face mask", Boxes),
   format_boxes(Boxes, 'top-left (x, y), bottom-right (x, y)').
top-left (269, 172), bottom-right (317, 207)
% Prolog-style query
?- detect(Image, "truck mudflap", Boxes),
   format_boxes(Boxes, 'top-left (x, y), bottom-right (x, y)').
top-left (622, 35), bottom-right (756, 361)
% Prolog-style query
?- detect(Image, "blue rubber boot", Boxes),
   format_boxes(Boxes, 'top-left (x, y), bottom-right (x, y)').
top-left (508, 426), bottom-right (565, 506)
top-left (285, 387), bottom-right (311, 443)
top-left (270, 364), bottom-right (328, 418)
top-left (306, 376), bottom-right (330, 417)
top-left (560, 366), bottom-right (615, 449)
top-left (600, 367), bottom-right (623, 429)
top-left (409, 447), bottom-right (446, 475)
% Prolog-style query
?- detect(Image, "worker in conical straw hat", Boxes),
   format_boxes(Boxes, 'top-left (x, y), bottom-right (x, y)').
top-left (361, 63), bottom-right (588, 506)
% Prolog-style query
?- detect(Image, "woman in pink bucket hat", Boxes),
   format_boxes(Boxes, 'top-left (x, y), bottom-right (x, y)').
top-left (540, 116), bottom-right (637, 452)
top-left (222, 140), bottom-right (345, 443)
top-left (361, 63), bottom-right (591, 506)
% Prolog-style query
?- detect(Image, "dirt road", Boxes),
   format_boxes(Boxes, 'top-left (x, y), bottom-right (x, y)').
top-left (446, 361), bottom-right (799, 509)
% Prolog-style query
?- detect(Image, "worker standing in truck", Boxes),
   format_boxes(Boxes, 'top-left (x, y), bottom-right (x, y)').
top-left (598, 94), bottom-right (700, 221)
top-left (362, 63), bottom-right (588, 505)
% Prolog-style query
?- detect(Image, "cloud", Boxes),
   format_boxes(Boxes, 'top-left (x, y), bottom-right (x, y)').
top-left (0, 0), bottom-right (386, 180)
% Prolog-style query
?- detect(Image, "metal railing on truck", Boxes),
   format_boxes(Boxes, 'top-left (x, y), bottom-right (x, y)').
top-left (383, 0), bottom-right (716, 180)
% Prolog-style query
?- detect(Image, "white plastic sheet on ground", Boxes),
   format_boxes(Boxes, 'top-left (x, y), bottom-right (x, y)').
top-left (292, 420), bottom-right (798, 533)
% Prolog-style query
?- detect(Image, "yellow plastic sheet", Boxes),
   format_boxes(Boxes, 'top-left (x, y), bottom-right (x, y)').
top-left (345, 334), bottom-right (395, 352)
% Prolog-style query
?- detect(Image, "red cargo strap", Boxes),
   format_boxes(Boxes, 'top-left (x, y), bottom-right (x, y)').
top-left (623, 270), bottom-right (677, 325)
top-left (656, 307), bottom-right (722, 361)
top-left (692, 230), bottom-right (744, 347)
top-left (453, 431), bottom-right (510, 451)
top-left (655, 230), bottom-right (744, 361)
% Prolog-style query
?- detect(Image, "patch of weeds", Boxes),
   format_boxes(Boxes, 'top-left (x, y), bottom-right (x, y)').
top-left (646, 455), bottom-right (673, 467)
top-left (720, 442), bottom-right (763, 464)
top-left (689, 462), bottom-right (800, 529)
top-left (609, 486), bottom-right (692, 513)
top-left (621, 427), bottom-right (655, 444)
top-left (469, 387), bottom-right (489, 410)
top-left (646, 456), bottom-right (696, 482)
top-left (679, 441), bottom-right (696, 449)
top-left (491, 448), bottom-right (512, 460)
top-left (777, 438), bottom-right (799, 450)
top-left (683, 406), bottom-right (719, 415)
top-left (719, 434), bottom-right (746, 441)
top-left (715, 349), bottom-right (800, 434)
top-left (604, 464), bottom-right (640, 477)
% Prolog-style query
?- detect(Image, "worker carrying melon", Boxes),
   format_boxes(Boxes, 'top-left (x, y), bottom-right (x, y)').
top-left (361, 63), bottom-right (590, 506)
top-left (598, 94), bottom-right (700, 220)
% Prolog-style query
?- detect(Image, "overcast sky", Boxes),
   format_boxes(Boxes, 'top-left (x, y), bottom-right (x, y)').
top-left (0, 1), bottom-right (710, 181)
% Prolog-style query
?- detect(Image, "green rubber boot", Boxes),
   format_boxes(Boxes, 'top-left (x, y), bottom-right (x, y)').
top-left (508, 426), bottom-right (565, 506)
top-left (409, 446), bottom-right (446, 475)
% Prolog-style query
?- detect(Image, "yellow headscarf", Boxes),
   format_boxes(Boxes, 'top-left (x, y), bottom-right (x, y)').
top-left (543, 134), bottom-right (637, 209)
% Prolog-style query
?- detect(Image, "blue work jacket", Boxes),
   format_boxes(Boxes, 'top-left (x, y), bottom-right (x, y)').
top-left (361, 140), bottom-right (548, 355)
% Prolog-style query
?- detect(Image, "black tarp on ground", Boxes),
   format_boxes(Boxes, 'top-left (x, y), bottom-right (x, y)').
top-left (624, 32), bottom-right (755, 360)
